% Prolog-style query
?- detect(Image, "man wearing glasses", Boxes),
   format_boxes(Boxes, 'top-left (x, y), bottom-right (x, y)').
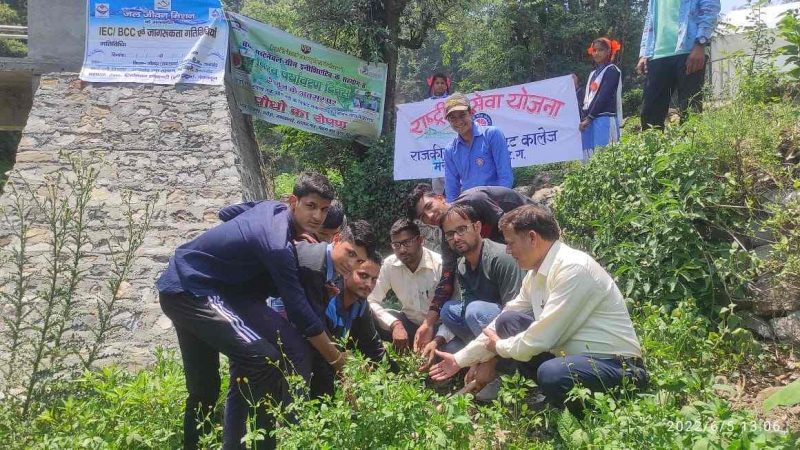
top-left (404, 183), bottom-right (539, 352)
top-left (419, 204), bottom-right (524, 400)
top-left (368, 219), bottom-right (443, 353)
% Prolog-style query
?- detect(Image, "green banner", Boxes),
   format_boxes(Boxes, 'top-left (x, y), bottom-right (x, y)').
top-left (227, 12), bottom-right (387, 143)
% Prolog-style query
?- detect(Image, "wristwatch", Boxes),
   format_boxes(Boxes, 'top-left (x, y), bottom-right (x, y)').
top-left (695, 36), bottom-right (708, 46)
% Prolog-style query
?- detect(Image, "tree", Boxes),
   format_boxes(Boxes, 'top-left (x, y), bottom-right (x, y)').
top-left (436, 0), bottom-right (646, 94)
top-left (298, 0), bottom-right (467, 134)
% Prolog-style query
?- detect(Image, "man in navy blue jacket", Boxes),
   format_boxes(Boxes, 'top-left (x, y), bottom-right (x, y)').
top-left (157, 172), bottom-right (352, 450)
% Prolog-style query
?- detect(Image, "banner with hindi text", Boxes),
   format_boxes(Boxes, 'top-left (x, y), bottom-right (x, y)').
top-left (393, 75), bottom-right (582, 180)
top-left (227, 12), bottom-right (388, 143)
top-left (80, 0), bottom-right (228, 85)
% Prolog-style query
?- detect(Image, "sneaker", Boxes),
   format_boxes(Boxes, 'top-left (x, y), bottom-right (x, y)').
top-left (474, 377), bottom-right (501, 402)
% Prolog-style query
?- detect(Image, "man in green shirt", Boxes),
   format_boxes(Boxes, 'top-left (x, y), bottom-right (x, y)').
top-left (420, 203), bottom-right (524, 366)
top-left (637, 0), bottom-right (721, 129)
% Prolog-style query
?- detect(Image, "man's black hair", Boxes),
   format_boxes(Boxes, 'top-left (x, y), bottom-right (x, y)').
top-left (442, 203), bottom-right (480, 224)
top-left (404, 182), bottom-right (436, 220)
top-left (498, 205), bottom-right (561, 241)
top-left (293, 171), bottom-right (336, 201)
top-left (338, 219), bottom-right (377, 253)
top-left (365, 250), bottom-right (382, 266)
top-left (322, 199), bottom-right (346, 230)
top-left (389, 218), bottom-right (420, 238)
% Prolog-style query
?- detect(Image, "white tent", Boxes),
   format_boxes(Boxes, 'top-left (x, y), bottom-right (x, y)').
top-left (709, 2), bottom-right (799, 99)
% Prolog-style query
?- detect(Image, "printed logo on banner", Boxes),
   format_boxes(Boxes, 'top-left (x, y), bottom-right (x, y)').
top-left (155, 0), bottom-right (171, 11)
top-left (301, 44), bottom-right (311, 54)
top-left (229, 18), bottom-right (246, 32)
top-left (95, 3), bottom-right (110, 18)
top-left (473, 112), bottom-right (493, 126)
top-left (209, 8), bottom-right (223, 20)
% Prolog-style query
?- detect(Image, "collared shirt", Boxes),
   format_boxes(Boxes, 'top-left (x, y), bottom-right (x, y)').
top-left (325, 289), bottom-right (387, 363)
top-left (453, 241), bottom-right (643, 368)
top-left (368, 247), bottom-right (442, 330)
top-left (639, 0), bottom-right (721, 59)
top-left (444, 123), bottom-right (514, 202)
top-left (325, 294), bottom-right (367, 338)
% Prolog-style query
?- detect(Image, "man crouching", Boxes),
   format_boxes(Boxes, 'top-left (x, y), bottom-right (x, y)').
top-left (429, 204), bottom-right (648, 416)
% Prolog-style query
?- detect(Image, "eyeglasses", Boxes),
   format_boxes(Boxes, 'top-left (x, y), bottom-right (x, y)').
top-left (391, 237), bottom-right (418, 250)
top-left (444, 225), bottom-right (471, 241)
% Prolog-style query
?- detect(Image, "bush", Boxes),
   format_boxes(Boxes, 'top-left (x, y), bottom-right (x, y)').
top-left (622, 87), bottom-right (643, 118)
top-left (0, 350), bottom-right (187, 449)
top-left (554, 100), bottom-right (800, 313)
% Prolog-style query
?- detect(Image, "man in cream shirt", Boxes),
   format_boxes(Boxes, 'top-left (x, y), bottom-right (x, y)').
top-left (429, 205), bottom-right (648, 416)
top-left (369, 219), bottom-right (443, 352)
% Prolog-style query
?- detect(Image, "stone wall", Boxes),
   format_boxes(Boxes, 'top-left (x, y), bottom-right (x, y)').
top-left (0, 73), bottom-right (267, 367)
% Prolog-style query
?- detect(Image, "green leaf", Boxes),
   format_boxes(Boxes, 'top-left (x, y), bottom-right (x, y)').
top-left (763, 378), bottom-right (800, 412)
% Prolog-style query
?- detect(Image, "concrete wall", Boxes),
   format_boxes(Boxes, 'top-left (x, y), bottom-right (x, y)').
top-left (709, 30), bottom-right (791, 100)
top-left (27, 0), bottom-right (87, 71)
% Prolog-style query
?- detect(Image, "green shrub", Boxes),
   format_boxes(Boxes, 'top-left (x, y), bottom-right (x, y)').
top-left (622, 87), bottom-right (643, 118)
top-left (555, 127), bottom-right (754, 312)
top-left (555, 101), bottom-right (800, 313)
top-left (0, 350), bottom-right (187, 449)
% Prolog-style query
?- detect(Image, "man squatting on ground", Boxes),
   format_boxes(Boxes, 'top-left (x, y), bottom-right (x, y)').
top-left (405, 183), bottom-right (538, 353)
top-left (157, 172), bottom-right (351, 450)
top-left (255, 221), bottom-right (394, 399)
top-left (418, 203), bottom-right (525, 399)
top-left (429, 204), bottom-right (649, 416)
top-left (368, 218), bottom-right (447, 353)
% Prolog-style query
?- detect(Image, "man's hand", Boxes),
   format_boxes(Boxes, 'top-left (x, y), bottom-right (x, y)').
top-left (418, 336), bottom-right (445, 372)
top-left (295, 233), bottom-right (319, 244)
top-left (482, 327), bottom-right (500, 353)
top-left (636, 57), bottom-right (648, 75)
top-left (324, 281), bottom-right (340, 298)
top-left (686, 44), bottom-right (706, 75)
top-left (463, 358), bottom-right (498, 394)
top-left (579, 118), bottom-right (592, 132)
top-left (390, 320), bottom-right (409, 353)
top-left (330, 350), bottom-right (348, 373)
top-left (413, 311), bottom-right (438, 352)
top-left (429, 350), bottom-right (461, 381)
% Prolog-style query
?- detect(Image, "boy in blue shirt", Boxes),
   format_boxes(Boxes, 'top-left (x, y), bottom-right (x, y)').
top-left (156, 172), bottom-right (353, 450)
top-left (443, 92), bottom-right (514, 202)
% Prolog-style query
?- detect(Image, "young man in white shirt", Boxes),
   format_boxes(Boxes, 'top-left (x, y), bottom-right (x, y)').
top-left (429, 204), bottom-right (648, 416)
top-left (368, 219), bottom-right (443, 352)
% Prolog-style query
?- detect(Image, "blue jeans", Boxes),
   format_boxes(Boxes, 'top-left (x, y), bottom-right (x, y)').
top-left (495, 310), bottom-right (648, 417)
top-left (440, 299), bottom-right (502, 352)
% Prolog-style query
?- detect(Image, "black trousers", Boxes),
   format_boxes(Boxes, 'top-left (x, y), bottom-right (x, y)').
top-left (640, 53), bottom-right (706, 130)
top-left (160, 292), bottom-right (304, 450)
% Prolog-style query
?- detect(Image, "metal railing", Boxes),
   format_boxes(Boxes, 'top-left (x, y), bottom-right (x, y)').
top-left (0, 25), bottom-right (28, 41)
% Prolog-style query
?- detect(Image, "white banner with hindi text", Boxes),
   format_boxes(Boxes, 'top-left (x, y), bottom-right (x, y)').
top-left (394, 75), bottom-right (582, 180)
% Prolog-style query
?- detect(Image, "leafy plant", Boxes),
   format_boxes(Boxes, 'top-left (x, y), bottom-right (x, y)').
top-left (764, 378), bottom-right (800, 413)
top-left (777, 9), bottom-right (800, 81)
top-left (0, 154), bottom-right (156, 419)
